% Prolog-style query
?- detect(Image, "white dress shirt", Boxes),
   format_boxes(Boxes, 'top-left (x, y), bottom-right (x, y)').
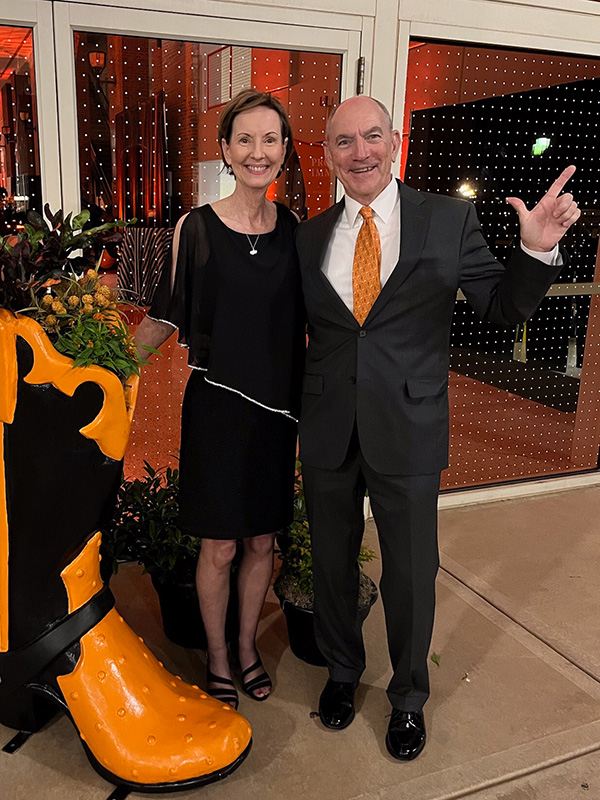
top-left (321, 178), bottom-right (561, 313)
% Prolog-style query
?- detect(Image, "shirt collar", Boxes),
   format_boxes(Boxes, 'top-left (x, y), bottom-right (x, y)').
top-left (344, 177), bottom-right (399, 227)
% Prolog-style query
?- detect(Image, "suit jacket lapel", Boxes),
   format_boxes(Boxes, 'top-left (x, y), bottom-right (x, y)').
top-left (367, 180), bottom-right (430, 323)
top-left (309, 181), bottom-right (430, 326)
top-left (311, 199), bottom-right (357, 326)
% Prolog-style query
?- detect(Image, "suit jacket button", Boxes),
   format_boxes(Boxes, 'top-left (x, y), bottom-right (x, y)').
top-left (359, 330), bottom-right (367, 338)
top-left (348, 376), bottom-right (356, 384)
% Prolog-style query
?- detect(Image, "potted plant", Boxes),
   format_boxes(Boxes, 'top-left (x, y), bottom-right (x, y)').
top-left (101, 461), bottom-right (240, 650)
top-left (274, 461), bottom-right (378, 666)
top-left (0, 203), bottom-right (142, 694)
top-left (1, 206), bottom-right (148, 379)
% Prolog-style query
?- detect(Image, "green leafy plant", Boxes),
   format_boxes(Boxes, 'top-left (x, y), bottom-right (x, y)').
top-left (53, 312), bottom-right (142, 381)
top-left (101, 462), bottom-right (201, 585)
top-left (276, 460), bottom-right (376, 609)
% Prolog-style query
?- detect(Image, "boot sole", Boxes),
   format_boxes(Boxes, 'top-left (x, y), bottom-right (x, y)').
top-left (24, 683), bottom-right (253, 792)
top-left (85, 736), bottom-right (253, 793)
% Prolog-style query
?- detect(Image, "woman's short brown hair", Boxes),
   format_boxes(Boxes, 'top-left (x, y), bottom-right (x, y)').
top-left (218, 88), bottom-right (293, 174)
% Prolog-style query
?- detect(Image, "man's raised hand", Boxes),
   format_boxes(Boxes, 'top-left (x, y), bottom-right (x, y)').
top-left (506, 165), bottom-right (581, 253)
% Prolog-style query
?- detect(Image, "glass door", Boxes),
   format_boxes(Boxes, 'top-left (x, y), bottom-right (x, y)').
top-left (53, 3), bottom-right (361, 218)
top-left (52, 2), bottom-right (361, 477)
top-left (400, 37), bottom-right (600, 490)
top-left (0, 0), bottom-right (61, 226)
top-left (70, 33), bottom-right (342, 228)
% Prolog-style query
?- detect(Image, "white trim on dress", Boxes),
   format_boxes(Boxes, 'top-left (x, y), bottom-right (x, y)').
top-left (146, 313), bottom-right (177, 329)
top-left (202, 377), bottom-right (298, 422)
top-left (146, 312), bottom-right (296, 420)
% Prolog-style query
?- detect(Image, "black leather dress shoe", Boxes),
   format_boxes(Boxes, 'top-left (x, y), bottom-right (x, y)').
top-left (318, 678), bottom-right (358, 730)
top-left (385, 710), bottom-right (426, 760)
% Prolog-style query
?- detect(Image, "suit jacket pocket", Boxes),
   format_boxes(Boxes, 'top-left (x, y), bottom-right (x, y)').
top-left (405, 376), bottom-right (447, 398)
top-left (302, 373), bottom-right (324, 395)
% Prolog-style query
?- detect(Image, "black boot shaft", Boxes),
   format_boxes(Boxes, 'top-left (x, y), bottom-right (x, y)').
top-left (3, 338), bottom-right (122, 650)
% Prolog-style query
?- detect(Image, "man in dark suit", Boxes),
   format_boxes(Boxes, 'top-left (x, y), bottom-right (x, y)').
top-left (295, 95), bottom-right (580, 760)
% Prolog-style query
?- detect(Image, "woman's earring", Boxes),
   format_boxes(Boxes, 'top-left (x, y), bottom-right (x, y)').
top-left (226, 163), bottom-right (233, 175)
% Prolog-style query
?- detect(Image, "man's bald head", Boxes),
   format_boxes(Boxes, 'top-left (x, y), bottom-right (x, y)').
top-left (323, 96), bottom-right (401, 206)
top-left (326, 96), bottom-right (393, 140)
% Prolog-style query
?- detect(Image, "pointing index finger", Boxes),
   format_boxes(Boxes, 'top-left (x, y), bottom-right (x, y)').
top-left (547, 165), bottom-right (576, 198)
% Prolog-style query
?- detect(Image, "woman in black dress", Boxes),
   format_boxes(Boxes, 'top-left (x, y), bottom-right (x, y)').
top-left (135, 89), bottom-right (304, 709)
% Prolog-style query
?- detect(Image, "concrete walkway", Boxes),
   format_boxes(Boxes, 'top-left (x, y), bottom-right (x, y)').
top-left (3, 485), bottom-right (600, 799)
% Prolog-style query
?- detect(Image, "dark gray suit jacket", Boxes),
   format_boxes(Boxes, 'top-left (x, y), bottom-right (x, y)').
top-left (296, 180), bottom-right (562, 475)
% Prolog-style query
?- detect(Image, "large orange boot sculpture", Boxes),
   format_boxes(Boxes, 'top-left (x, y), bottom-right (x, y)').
top-left (0, 311), bottom-right (252, 794)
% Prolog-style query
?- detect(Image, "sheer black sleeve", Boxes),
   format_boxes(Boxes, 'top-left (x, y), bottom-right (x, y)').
top-left (147, 207), bottom-right (215, 369)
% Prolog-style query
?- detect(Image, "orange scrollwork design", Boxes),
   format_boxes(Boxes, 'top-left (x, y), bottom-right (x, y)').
top-left (0, 309), bottom-right (139, 651)
top-left (0, 309), bottom-right (138, 459)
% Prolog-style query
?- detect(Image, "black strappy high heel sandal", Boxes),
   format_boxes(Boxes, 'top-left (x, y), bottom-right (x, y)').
top-left (206, 664), bottom-right (240, 710)
top-left (241, 658), bottom-right (272, 702)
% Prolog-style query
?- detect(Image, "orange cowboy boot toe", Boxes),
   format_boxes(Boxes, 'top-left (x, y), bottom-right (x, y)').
top-left (53, 534), bottom-right (252, 791)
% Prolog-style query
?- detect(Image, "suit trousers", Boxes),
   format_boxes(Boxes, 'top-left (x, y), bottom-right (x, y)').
top-left (302, 430), bottom-right (440, 712)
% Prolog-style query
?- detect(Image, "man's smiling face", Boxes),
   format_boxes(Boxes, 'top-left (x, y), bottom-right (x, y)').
top-left (324, 96), bottom-right (401, 206)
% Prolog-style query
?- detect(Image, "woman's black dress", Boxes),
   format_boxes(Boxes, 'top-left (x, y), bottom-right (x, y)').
top-left (148, 202), bottom-right (304, 540)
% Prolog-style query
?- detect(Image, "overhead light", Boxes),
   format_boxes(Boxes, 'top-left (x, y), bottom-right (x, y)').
top-left (458, 183), bottom-right (476, 198)
top-left (532, 137), bottom-right (551, 156)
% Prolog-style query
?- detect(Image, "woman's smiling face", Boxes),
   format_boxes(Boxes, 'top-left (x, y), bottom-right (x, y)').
top-left (221, 106), bottom-right (287, 190)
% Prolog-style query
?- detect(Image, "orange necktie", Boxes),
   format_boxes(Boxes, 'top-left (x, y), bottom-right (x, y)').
top-left (352, 206), bottom-right (381, 326)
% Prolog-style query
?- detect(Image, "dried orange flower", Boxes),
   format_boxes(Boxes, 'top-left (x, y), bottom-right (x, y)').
top-left (86, 269), bottom-right (98, 280)
top-left (83, 304), bottom-right (94, 314)
top-left (82, 294), bottom-right (94, 305)
top-left (68, 295), bottom-right (80, 307)
top-left (99, 285), bottom-right (112, 299)
top-left (41, 294), bottom-right (54, 307)
top-left (93, 313), bottom-right (104, 321)
top-left (51, 300), bottom-right (66, 314)
top-left (45, 314), bottom-right (57, 326)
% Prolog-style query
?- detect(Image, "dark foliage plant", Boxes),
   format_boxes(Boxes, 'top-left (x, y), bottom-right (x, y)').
top-left (276, 461), bottom-right (376, 608)
top-left (0, 205), bottom-right (154, 382)
top-left (0, 205), bottom-right (126, 312)
top-left (101, 462), bottom-right (201, 585)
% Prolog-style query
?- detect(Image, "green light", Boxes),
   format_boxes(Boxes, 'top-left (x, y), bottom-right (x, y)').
top-left (532, 137), bottom-right (551, 156)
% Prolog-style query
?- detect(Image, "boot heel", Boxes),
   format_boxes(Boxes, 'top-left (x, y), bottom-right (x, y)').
top-left (0, 680), bottom-right (59, 733)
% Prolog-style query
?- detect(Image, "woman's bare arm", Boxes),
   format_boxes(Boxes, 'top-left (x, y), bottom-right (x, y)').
top-left (134, 315), bottom-right (175, 354)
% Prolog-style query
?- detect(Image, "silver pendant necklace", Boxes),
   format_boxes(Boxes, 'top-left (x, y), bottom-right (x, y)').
top-left (246, 233), bottom-right (260, 256)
